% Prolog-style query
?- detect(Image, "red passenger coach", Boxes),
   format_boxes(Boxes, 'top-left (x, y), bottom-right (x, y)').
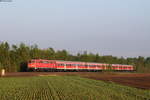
top-left (28, 59), bottom-right (135, 72)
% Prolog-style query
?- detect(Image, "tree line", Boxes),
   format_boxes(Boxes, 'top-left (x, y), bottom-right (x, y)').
top-left (0, 42), bottom-right (149, 73)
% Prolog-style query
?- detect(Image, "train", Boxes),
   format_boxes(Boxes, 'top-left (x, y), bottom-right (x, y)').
top-left (28, 59), bottom-right (135, 72)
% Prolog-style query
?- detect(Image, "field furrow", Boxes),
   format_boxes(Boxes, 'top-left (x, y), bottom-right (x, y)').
top-left (0, 76), bottom-right (149, 100)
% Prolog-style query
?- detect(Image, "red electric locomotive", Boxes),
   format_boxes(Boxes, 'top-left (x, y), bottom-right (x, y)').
top-left (28, 59), bottom-right (135, 71)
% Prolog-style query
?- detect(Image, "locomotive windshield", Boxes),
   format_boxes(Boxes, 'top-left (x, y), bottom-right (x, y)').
top-left (29, 60), bottom-right (35, 63)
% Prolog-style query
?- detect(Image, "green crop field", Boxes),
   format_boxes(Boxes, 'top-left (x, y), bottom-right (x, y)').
top-left (0, 76), bottom-right (149, 100)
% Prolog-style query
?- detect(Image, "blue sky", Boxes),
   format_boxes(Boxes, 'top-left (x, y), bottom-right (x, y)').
top-left (0, 0), bottom-right (150, 57)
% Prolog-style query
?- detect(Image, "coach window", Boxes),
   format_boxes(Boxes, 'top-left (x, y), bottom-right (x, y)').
top-left (39, 61), bottom-right (43, 63)
top-left (59, 64), bottom-right (61, 66)
top-left (61, 64), bottom-right (64, 66)
top-left (72, 64), bottom-right (75, 66)
top-left (50, 62), bottom-right (54, 64)
top-left (43, 61), bottom-right (49, 64)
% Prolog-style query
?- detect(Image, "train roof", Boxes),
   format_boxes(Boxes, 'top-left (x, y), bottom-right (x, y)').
top-left (29, 59), bottom-right (133, 66)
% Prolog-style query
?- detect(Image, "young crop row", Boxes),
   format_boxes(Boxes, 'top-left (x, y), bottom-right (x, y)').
top-left (0, 76), bottom-right (149, 100)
